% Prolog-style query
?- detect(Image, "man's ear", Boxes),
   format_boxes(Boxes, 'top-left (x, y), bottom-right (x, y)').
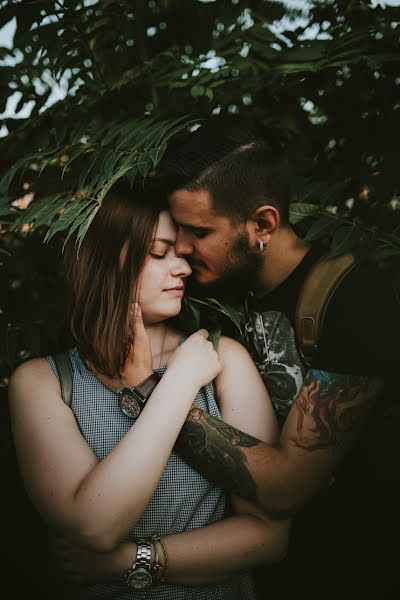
top-left (247, 205), bottom-right (280, 246)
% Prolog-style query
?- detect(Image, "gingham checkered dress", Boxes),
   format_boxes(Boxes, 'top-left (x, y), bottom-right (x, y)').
top-left (47, 348), bottom-right (256, 600)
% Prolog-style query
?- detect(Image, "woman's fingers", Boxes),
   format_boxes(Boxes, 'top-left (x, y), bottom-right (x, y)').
top-left (121, 302), bottom-right (154, 385)
top-left (196, 329), bottom-right (209, 338)
top-left (167, 328), bottom-right (221, 388)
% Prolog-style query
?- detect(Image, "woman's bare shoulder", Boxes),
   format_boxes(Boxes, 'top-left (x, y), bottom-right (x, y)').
top-left (211, 335), bottom-right (254, 375)
top-left (217, 335), bottom-right (249, 355)
top-left (9, 357), bottom-right (54, 386)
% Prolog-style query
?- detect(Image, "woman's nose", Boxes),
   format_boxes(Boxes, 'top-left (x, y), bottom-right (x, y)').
top-left (173, 257), bottom-right (192, 278)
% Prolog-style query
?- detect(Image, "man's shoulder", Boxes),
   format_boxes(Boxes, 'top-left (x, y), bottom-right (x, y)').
top-left (243, 310), bottom-right (306, 418)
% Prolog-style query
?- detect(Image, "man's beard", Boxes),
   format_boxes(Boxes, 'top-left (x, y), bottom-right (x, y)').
top-left (187, 231), bottom-right (263, 306)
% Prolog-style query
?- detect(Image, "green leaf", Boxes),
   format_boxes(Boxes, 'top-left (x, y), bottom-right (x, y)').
top-left (191, 85), bottom-right (205, 98)
top-left (14, 194), bottom-right (68, 230)
top-left (187, 296), bottom-right (245, 335)
top-left (0, 195), bottom-right (14, 207)
top-left (101, 150), bottom-right (122, 180)
top-left (303, 214), bottom-right (339, 242)
top-left (289, 203), bottom-right (320, 224)
top-left (0, 207), bottom-right (14, 217)
top-left (137, 152), bottom-right (154, 177)
top-left (326, 225), bottom-right (360, 258)
top-left (62, 202), bottom-right (98, 248)
top-left (0, 154), bottom-right (35, 194)
top-left (44, 198), bottom-right (94, 241)
top-left (283, 42), bottom-right (328, 62)
top-left (149, 142), bottom-right (167, 167)
top-left (209, 326), bottom-right (222, 351)
top-left (126, 165), bottom-right (139, 187)
top-left (76, 202), bottom-right (101, 246)
top-left (297, 182), bottom-right (329, 204)
top-left (111, 67), bottom-right (141, 91)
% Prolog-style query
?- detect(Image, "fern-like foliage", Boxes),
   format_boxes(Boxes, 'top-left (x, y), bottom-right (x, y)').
top-left (3, 115), bottom-right (197, 247)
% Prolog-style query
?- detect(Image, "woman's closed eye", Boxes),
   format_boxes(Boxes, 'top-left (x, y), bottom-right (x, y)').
top-left (150, 240), bottom-right (173, 259)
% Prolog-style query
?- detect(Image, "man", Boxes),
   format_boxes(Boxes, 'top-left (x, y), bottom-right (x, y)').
top-left (154, 116), bottom-right (400, 598)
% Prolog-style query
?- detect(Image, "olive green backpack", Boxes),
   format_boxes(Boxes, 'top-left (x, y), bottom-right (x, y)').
top-left (295, 252), bottom-right (355, 366)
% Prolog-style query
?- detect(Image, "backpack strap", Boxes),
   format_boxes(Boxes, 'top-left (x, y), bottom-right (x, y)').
top-left (295, 252), bottom-right (355, 367)
top-left (53, 352), bottom-right (73, 407)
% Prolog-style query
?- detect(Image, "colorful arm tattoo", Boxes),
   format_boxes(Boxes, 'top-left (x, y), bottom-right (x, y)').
top-left (290, 370), bottom-right (382, 451)
top-left (175, 407), bottom-right (260, 502)
top-left (175, 372), bottom-right (382, 503)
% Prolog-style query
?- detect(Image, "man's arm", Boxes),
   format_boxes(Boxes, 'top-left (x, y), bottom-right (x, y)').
top-left (175, 370), bottom-right (383, 517)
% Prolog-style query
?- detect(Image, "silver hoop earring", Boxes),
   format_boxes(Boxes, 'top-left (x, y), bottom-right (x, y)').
top-left (258, 240), bottom-right (266, 252)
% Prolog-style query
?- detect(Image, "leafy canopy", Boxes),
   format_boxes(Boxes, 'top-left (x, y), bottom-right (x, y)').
top-left (1, 0), bottom-right (399, 374)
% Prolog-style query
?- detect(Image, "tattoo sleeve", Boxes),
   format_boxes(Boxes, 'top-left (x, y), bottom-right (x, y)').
top-left (289, 370), bottom-right (382, 452)
top-left (175, 407), bottom-right (261, 502)
top-left (174, 371), bottom-right (382, 508)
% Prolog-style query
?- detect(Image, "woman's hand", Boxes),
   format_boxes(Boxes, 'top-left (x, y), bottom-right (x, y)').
top-left (167, 329), bottom-right (222, 389)
top-left (88, 303), bottom-right (153, 392)
top-left (119, 303), bottom-right (154, 386)
top-left (48, 534), bottom-right (133, 585)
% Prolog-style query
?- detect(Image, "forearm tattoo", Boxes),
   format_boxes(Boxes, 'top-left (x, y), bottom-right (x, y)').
top-left (175, 407), bottom-right (260, 502)
top-left (291, 370), bottom-right (381, 452)
top-left (175, 372), bottom-right (381, 501)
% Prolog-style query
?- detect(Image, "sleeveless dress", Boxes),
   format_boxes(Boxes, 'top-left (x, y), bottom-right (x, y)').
top-left (47, 348), bottom-right (256, 600)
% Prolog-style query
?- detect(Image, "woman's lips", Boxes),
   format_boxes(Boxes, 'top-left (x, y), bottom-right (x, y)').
top-left (164, 287), bottom-right (184, 296)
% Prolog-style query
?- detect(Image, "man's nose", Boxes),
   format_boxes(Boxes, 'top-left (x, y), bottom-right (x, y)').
top-left (175, 229), bottom-right (193, 256)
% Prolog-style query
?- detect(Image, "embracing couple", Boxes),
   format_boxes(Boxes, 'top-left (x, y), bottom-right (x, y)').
top-left (9, 116), bottom-right (398, 599)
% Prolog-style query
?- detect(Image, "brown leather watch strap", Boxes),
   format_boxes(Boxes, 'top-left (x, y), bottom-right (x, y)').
top-left (135, 372), bottom-right (161, 401)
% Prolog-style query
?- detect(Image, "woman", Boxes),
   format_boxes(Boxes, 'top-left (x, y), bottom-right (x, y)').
top-left (9, 183), bottom-right (289, 599)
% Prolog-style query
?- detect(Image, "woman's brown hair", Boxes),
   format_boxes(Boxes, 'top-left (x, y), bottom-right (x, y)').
top-left (64, 182), bottom-right (163, 377)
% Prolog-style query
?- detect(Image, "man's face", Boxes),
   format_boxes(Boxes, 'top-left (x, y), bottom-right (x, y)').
top-left (169, 188), bottom-right (261, 296)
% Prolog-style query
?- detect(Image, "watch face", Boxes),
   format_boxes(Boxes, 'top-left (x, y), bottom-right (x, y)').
top-left (126, 567), bottom-right (153, 590)
top-left (118, 390), bottom-right (141, 419)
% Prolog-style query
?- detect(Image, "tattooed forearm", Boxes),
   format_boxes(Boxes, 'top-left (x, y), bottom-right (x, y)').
top-left (175, 407), bottom-right (260, 502)
top-left (291, 370), bottom-right (382, 452)
top-left (174, 372), bottom-right (382, 512)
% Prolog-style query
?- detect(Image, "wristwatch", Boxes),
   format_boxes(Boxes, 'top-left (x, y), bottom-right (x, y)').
top-left (125, 540), bottom-right (153, 591)
top-left (118, 372), bottom-right (160, 419)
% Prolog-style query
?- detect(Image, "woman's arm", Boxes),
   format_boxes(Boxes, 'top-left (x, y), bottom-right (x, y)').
top-left (215, 335), bottom-right (280, 444)
top-left (52, 512), bottom-right (288, 587)
top-left (50, 335), bottom-right (289, 587)
top-left (8, 328), bottom-right (220, 552)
